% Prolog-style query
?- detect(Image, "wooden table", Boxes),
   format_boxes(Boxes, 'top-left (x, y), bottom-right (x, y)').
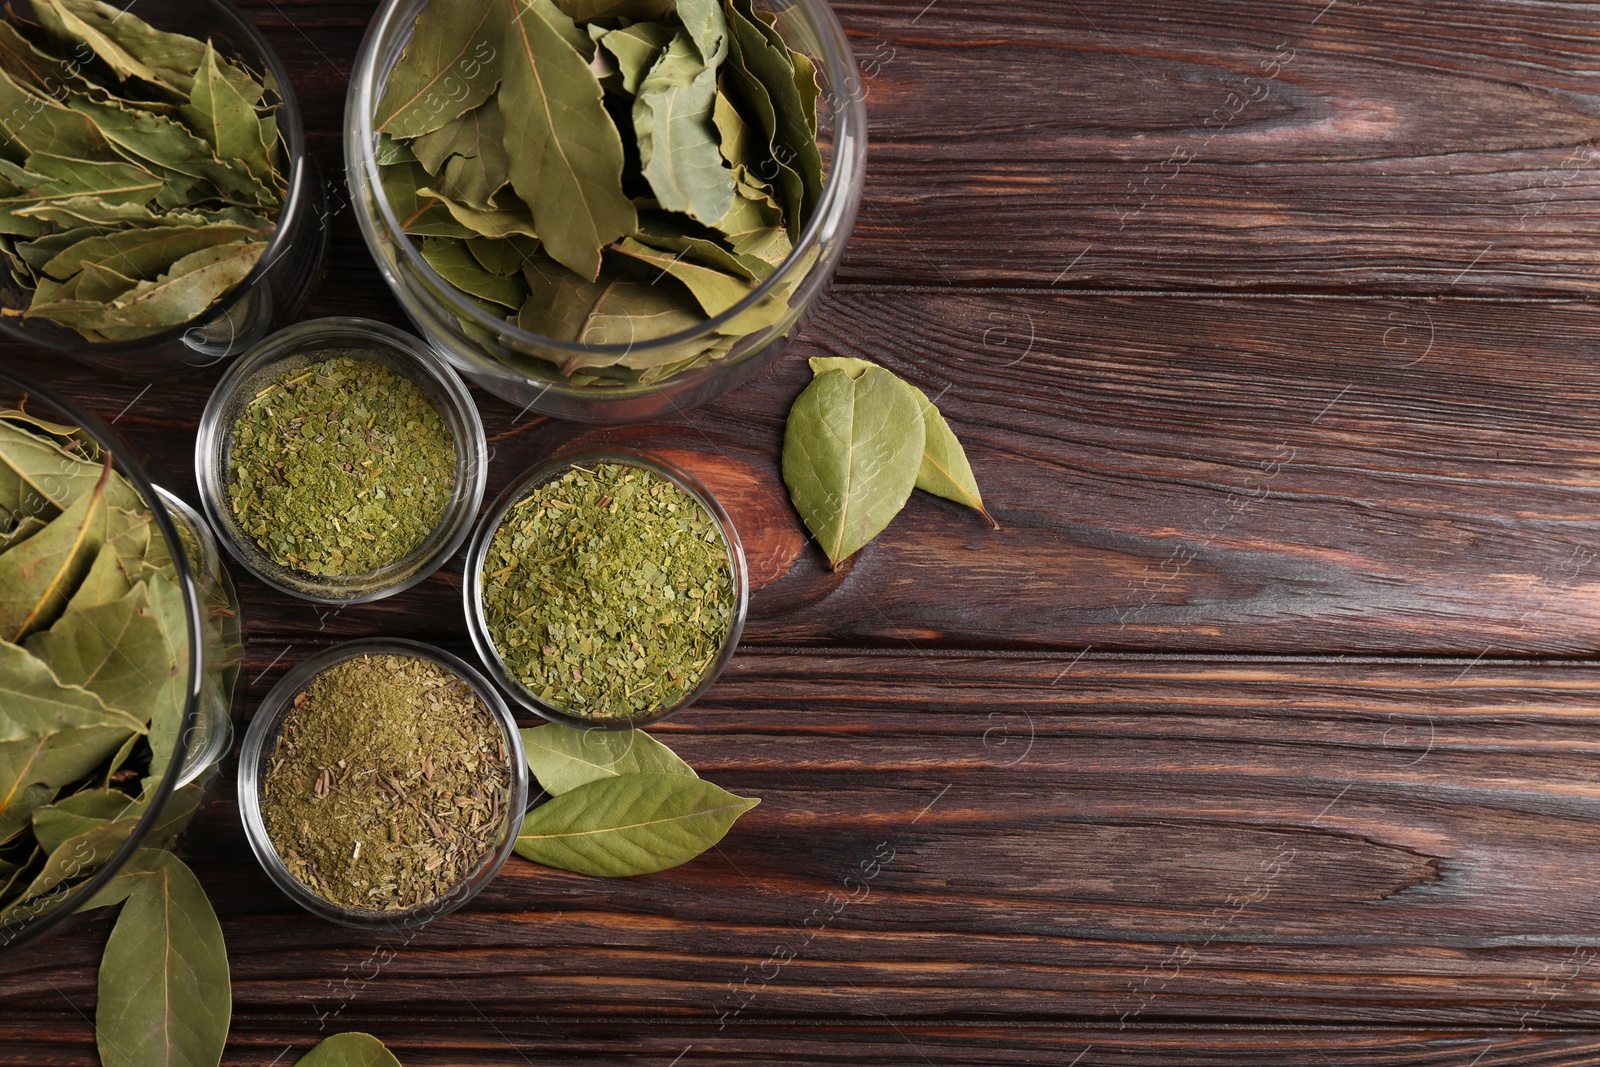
top-left (8, 0), bottom-right (1600, 1062)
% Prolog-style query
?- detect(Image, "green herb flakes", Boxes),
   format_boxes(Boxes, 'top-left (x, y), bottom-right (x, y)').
top-left (225, 353), bottom-right (457, 577)
top-left (481, 462), bottom-right (734, 720)
top-left (260, 653), bottom-right (511, 912)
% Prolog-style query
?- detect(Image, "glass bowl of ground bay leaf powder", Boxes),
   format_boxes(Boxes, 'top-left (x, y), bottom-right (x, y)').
top-left (0, 371), bottom-right (242, 954)
top-left (346, 0), bottom-right (868, 423)
top-left (0, 0), bottom-right (329, 369)
top-left (195, 317), bottom-right (489, 603)
top-left (239, 639), bottom-right (527, 927)
top-left (466, 448), bottom-right (748, 728)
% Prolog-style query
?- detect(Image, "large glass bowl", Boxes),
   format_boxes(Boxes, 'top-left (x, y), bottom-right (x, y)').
top-left (346, 0), bottom-right (868, 423)
top-left (0, 0), bottom-right (329, 371)
top-left (0, 371), bottom-right (234, 954)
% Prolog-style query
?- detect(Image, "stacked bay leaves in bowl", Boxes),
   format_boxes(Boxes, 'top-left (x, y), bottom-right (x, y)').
top-left (0, 0), bottom-right (328, 367)
top-left (0, 371), bottom-right (242, 951)
top-left (349, 0), bottom-right (867, 422)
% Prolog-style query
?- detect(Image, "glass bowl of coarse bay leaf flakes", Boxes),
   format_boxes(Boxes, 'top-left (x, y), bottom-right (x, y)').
top-left (347, 0), bottom-right (868, 423)
top-left (0, 369), bottom-right (244, 955)
top-left (0, 0), bottom-right (329, 369)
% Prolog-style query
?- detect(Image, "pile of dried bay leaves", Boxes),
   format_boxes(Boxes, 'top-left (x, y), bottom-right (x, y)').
top-left (0, 407), bottom-right (246, 1065)
top-left (374, 0), bottom-right (823, 387)
top-left (0, 0), bottom-right (285, 344)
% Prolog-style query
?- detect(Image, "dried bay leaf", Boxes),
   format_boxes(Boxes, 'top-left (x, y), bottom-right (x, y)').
top-left (0, 726), bottom-right (134, 829)
top-left (514, 772), bottom-right (757, 876)
top-left (0, 639), bottom-right (143, 740)
top-left (295, 1033), bottom-right (405, 1067)
top-left (467, 233), bottom-right (541, 275)
top-left (518, 254), bottom-right (703, 368)
top-left (521, 722), bottom-right (697, 795)
top-left (420, 237), bottom-right (528, 309)
top-left (96, 850), bottom-right (230, 1067)
top-left (633, 33), bottom-right (733, 225)
top-left (781, 367), bottom-right (925, 568)
top-left (807, 357), bottom-right (995, 526)
top-left (501, 0), bottom-right (635, 280)
top-left (0, 459), bottom-right (110, 641)
top-left (612, 236), bottom-right (782, 337)
top-left (31, 787), bottom-right (132, 853)
top-left (26, 581), bottom-right (178, 728)
top-left (0, 783), bottom-right (53, 844)
top-left (411, 96), bottom-right (504, 175)
top-left (0, 65), bottom-right (109, 159)
top-left (41, 222), bottom-right (265, 282)
top-left (416, 186), bottom-right (537, 239)
top-left (597, 21), bottom-right (673, 95)
top-left (724, 0), bottom-right (819, 229)
top-left (181, 42), bottom-right (274, 188)
top-left (554, 0), bottom-right (673, 21)
top-left (375, 0), bottom-right (507, 138)
top-left (33, 240), bottom-right (266, 335)
top-left (29, 0), bottom-right (172, 97)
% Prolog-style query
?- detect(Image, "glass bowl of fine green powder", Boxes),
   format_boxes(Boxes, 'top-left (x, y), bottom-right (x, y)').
top-left (195, 317), bottom-right (488, 603)
top-left (465, 449), bottom-right (748, 729)
top-left (238, 638), bottom-right (527, 929)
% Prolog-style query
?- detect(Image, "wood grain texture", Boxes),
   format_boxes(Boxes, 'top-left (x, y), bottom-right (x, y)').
top-left (5, 0), bottom-right (1600, 1062)
top-left (43, 292), bottom-right (1600, 657)
top-left (12, 650), bottom-right (1600, 1052)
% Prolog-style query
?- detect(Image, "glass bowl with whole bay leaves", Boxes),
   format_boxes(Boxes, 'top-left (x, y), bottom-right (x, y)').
top-left (0, 0), bottom-right (329, 369)
top-left (0, 368), bottom-right (244, 954)
top-left (347, 0), bottom-right (868, 423)
top-left (238, 638), bottom-right (528, 929)
top-left (465, 447), bottom-right (749, 728)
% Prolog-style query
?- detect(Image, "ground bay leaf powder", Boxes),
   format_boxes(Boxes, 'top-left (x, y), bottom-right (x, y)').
top-left (261, 653), bottom-right (510, 912)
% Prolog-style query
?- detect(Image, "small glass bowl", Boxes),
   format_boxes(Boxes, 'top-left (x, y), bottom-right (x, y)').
top-left (464, 448), bottom-right (749, 730)
top-left (0, 0), bottom-right (328, 371)
top-left (346, 0), bottom-right (868, 422)
top-left (194, 317), bottom-right (488, 604)
top-left (237, 638), bottom-right (528, 930)
top-left (153, 488), bottom-right (243, 788)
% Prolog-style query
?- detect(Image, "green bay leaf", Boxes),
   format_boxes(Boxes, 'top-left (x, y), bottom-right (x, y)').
top-left (0, 640), bottom-right (143, 740)
top-left (501, 0), bottom-right (635, 280)
top-left (633, 33), bottom-right (733, 226)
top-left (295, 1032), bottom-right (405, 1067)
top-left (0, 460), bottom-right (110, 641)
top-left (180, 42), bottom-right (275, 188)
top-left (807, 358), bottom-right (994, 525)
top-left (96, 850), bottom-right (230, 1067)
top-left (375, 0), bottom-right (507, 138)
top-left (0, 725), bottom-right (134, 830)
top-left (40, 223), bottom-right (266, 283)
top-left (420, 236), bottom-right (528, 309)
top-left (411, 96), bottom-right (504, 175)
top-left (597, 22), bottom-right (673, 95)
top-left (781, 367), bottom-right (925, 569)
top-left (26, 581), bottom-right (179, 729)
top-left (514, 772), bottom-right (757, 876)
top-left (521, 723), bottom-right (697, 795)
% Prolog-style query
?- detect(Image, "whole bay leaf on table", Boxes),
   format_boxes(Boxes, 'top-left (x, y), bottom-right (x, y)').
top-left (514, 772), bottom-right (757, 876)
top-left (96, 849), bottom-right (230, 1067)
top-left (782, 367), bottom-right (926, 569)
top-left (295, 1033), bottom-right (406, 1067)
top-left (808, 357), bottom-right (995, 525)
top-left (521, 722), bottom-right (697, 795)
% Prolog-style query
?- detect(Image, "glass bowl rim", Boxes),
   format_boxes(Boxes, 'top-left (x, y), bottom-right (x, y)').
top-left (236, 637), bottom-right (530, 930)
top-left (0, 370), bottom-right (205, 953)
top-left (463, 445), bottom-right (750, 731)
top-left (346, 0), bottom-right (869, 357)
top-left (193, 315), bottom-right (489, 606)
top-left (0, 0), bottom-right (315, 356)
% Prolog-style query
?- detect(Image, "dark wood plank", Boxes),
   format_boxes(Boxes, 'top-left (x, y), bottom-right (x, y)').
top-left (11, 651), bottom-right (1600, 1039)
top-left (33, 292), bottom-right (1600, 657)
top-left (14, 1018), bottom-right (1600, 1066)
top-left (232, 0), bottom-right (1600, 296)
top-left (841, 0), bottom-right (1600, 293)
